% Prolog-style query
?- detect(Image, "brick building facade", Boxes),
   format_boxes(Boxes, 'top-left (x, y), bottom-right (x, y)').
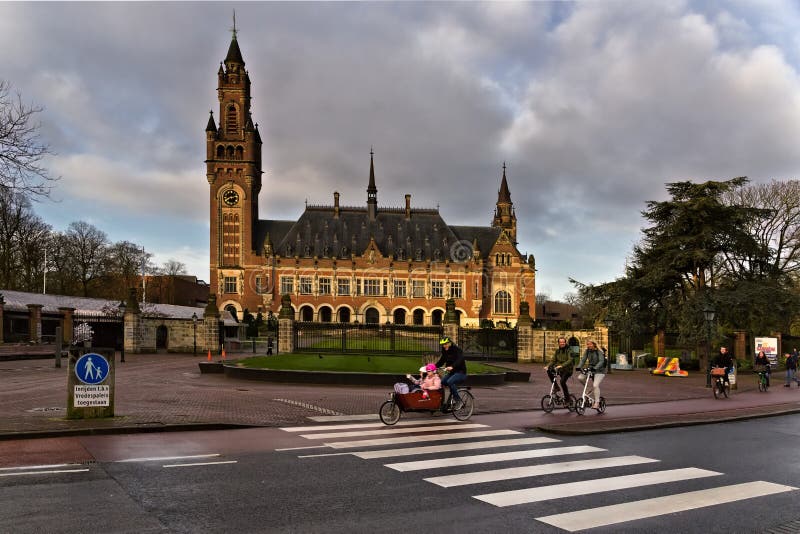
top-left (206, 32), bottom-right (537, 327)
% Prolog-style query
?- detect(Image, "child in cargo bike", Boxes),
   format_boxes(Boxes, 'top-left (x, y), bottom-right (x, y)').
top-left (406, 363), bottom-right (442, 399)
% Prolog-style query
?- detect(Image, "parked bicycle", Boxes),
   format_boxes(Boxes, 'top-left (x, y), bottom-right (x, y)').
top-left (541, 370), bottom-right (576, 413)
top-left (711, 366), bottom-right (730, 399)
top-left (575, 368), bottom-right (606, 415)
top-left (754, 364), bottom-right (769, 392)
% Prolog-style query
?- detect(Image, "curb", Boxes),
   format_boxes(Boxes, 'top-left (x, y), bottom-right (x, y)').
top-left (0, 422), bottom-right (259, 442)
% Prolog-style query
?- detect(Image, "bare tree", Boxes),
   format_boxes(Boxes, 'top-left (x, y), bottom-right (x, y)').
top-left (160, 259), bottom-right (187, 276)
top-left (0, 80), bottom-right (58, 199)
top-left (62, 221), bottom-right (109, 296)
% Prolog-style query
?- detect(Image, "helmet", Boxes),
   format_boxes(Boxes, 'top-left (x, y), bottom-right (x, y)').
top-left (425, 363), bottom-right (437, 372)
top-left (439, 337), bottom-right (451, 345)
top-left (419, 366), bottom-right (428, 373)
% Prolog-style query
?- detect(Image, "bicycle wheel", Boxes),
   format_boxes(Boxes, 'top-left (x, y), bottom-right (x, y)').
top-left (452, 390), bottom-right (475, 421)
top-left (597, 397), bottom-right (607, 414)
top-left (723, 383), bottom-right (729, 398)
top-left (379, 400), bottom-right (401, 425)
top-left (713, 381), bottom-right (721, 399)
top-left (541, 395), bottom-right (554, 413)
top-left (575, 397), bottom-right (585, 415)
top-left (758, 379), bottom-right (766, 392)
top-left (567, 394), bottom-right (578, 412)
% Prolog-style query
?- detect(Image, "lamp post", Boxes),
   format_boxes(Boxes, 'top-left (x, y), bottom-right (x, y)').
top-left (542, 324), bottom-right (547, 362)
top-left (604, 318), bottom-right (614, 374)
top-left (118, 300), bottom-right (126, 363)
top-left (703, 304), bottom-right (716, 388)
top-left (192, 312), bottom-right (198, 357)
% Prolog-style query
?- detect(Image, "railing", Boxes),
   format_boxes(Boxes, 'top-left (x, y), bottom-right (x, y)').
top-left (294, 322), bottom-right (443, 354)
top-left (457, 326), bottom-right (517, 361)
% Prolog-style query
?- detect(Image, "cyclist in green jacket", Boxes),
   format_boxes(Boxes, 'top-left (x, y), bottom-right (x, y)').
top-left (544, 336), bottom-right (574, 401)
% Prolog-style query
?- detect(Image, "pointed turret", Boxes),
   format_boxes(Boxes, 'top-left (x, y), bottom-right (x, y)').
top-left (205, 110), bottom-right (217, 133)
top-left (492, 162), bottom-right (517, 244)
top-left (367, 148), bottom-right (377, 221)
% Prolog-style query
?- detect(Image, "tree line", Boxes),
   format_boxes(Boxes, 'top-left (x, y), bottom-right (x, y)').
top-left (571, 178), bottom-right (800, 366)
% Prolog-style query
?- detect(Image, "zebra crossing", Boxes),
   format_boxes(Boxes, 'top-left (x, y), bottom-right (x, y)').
top-left (279, 416), bottom-right (796, 532)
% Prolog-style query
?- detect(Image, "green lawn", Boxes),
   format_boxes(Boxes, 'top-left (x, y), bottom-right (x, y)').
top-left (236, 354), bottom-right (505, 374)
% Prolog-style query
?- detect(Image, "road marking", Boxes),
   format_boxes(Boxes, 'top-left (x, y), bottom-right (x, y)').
top-left (325, 430), bottom-right (521, 449)
top-left (537, 481), bottom-right (798, 532)
top-left (0, 468), bottom-right (89, 477)
top-left (308, 414), bottom-right (377, 422)
top-left (282, 419), bottom-right (464, 432)
top-left (299, 423), bottom-right (487, 439)
top-left (386, 445), bottom-right (605, 472)
top-left (275, 445), bottom-right (330, 452)
top-left (162, 460), bottom-right (238, 468)
top-left (272, 398), bottom-right (343, 415)
top-left (0, 463), bottom-right (81, 471)
top-left (474, 467), bottom-right (720, 507)
top-left (425, 455), bottom-right (659, 487)
top-left (354, 437), bottom-right (560, 459)
top-left (297, 452), bottom-right (356, 458)
top-left (117, 454), bottom-right (220, 463)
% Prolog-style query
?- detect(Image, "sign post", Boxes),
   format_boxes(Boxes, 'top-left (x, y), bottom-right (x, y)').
top-left (67, 347), bottom-right (115, 419)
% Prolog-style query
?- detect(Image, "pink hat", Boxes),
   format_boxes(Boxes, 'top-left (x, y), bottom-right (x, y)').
top-left (425, 363), bottom-right (437, 372)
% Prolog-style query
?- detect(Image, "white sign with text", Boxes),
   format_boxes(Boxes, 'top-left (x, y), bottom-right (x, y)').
top-left (74, 385), bottom-right (110, 407)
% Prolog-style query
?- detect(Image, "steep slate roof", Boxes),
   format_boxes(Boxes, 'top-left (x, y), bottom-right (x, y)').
top-left (225, 37), bottom-right (245, 65)
top-left (263, 205), bottom-right (481, 263)
top-left (450, 225), bottom-right (502, 258)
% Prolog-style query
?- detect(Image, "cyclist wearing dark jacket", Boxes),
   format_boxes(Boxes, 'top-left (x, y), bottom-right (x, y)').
top-left (712, 346), bottom-right (734, 388)
top-left (544, 337), bottom-right (574, 400)
top-left (754, 350), bottom-right (770, 387)
top-left (436, 337), bottom-right (467, 407)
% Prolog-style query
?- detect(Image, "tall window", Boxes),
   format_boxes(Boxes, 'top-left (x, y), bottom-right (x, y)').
top-left (411, 280), bottom-right (425, 298)
top-left (393, 279), bottom-right (407, 297)
top-left (449, 281), bottom-right (463, 299)
top-left (224, 276), bottom-right (237, 294)
top-left (337, 278), bottom-right (350, 296)
top-left (222, 212), bottom-right (240, 265)
top-left (431, 281), bottom-right (444, 298)
top-left (363, 279), bottom-right (381, 296)
top-left (280, 276), bottom-right (294, 295)
top-left (255, 276), bottom-right (269, 294)
top-left (226, 104), bottom-right (238, 133)
top-left (299, 277), bottom-right (312, 295)
top-left (319, 277), bottom-right (331, 295)
top-left (494, 290), bottom-right (512, 314)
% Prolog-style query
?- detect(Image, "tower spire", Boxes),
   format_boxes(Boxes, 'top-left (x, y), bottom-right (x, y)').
top-left (492, 162), bottom-right (517, 244)
top-left (231, 10), bottom-right (238, 41)
top-left (367, 147), bottom-right (377, 221)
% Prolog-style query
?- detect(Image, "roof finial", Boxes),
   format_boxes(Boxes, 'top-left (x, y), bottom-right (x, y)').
top-left (231, 9), bottom-right (238, 41)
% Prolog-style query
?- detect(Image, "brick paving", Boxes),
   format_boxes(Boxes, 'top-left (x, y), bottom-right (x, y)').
top-left (1, 352), bottom-right (799, 439)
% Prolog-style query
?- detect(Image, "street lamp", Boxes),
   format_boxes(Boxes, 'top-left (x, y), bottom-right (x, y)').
top-left (542, 324), bottom-right (547, 362)
top-left (118, 300), bottom-right (126, 363)
top-left (703, 304), bottom-right (716, 388)
top-left (192, 312), bottom-right (198, 357)
top-left (603, 317), bottom-right (614, 374)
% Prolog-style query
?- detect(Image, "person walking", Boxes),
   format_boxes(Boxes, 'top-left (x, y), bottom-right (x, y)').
top-left (785, 350), bottom-right (799, 387)
top-left (435, 337), bottom-right (467, 409)
top-left (577, 340), bottom-right (606, 409)
top-left (544, 336), bottom-right (574, 402)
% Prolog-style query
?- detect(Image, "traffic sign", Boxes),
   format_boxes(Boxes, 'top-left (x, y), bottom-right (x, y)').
top-left (74, 353), bottom-right (109, 385)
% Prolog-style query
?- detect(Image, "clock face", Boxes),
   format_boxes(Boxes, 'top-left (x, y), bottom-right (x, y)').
top-left (222, 189), bottom-right (239, 207)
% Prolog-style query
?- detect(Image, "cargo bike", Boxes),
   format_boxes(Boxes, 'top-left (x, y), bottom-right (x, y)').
top-left (379, 384), bottom-right (475, 425)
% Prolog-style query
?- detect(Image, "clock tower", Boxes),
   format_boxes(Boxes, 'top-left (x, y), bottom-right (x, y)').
top-left (205, 25), bottom-right (263, 313)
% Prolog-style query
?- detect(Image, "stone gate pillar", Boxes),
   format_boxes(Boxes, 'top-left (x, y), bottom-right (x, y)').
top-left (123, 288), bottom-right (142, 354)
top-left (733, 330), bottom-right (746, 362)
top-left (204, 294), bottom-right (221, 356)
top-left (27, 304), bottom-right (43, 343)
top-left (516, 302), bottom-right (534, 362)
top-left (442, 298), bottom-right (458, 344)
top-left (654, 329), bottom-right (666, 359)
top-left (278, 294), bottom-right (294, 354)
top-left (58, 307), bottom-right (75, 346)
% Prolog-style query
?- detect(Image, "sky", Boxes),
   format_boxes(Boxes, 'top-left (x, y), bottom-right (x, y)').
top-left (2, 1), bottom-right (800, 300)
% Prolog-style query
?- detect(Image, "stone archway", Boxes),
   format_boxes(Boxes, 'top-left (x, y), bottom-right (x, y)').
top-left (156, 324), bottom-right (168, 350)
top-left (299, 305), bottom-right (314, 322)
top-left (337, 308), bottom-right (351, 323)
top-left (365, 307), bottom-right (380, 324)
top-left (393, 308), bottom-right (406, 325)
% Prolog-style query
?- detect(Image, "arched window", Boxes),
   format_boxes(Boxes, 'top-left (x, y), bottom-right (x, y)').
top-left (216, 146), bottom-right (225, 158)
top-left (226, 104), bottom-right (238, 133)
top-left (494, 290), bottom-right (512, 315)
top-left (413, 309), bottom-right (425, 325)
top-left (235, 146), bottom-right (244, 160)
top-left (300, 306), bottom-right (314, 322)
top-left (226, 145), bottom-right (235, 159)
top-left (431, 309), bottom-right (443, 326)
top-left (319, 306), bottom-right (332, 322)
top-left (225, 305), bottom-right (239, 322)
top-left (337, 308), bottom-right (351, 323)
top-left (393, 309), bottom-right (406, 325)
top-left (365, 308), bottom-right (380, 324)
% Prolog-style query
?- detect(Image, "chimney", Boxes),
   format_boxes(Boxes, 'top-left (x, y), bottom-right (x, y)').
top-left (405, 194), bottom-right (411, 219)
top-left (334, 191), bottom-right (340, 218)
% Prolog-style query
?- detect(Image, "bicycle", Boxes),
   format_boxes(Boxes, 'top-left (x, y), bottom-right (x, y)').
top-left (711, 366), bottom-right (730, 399)
top-left (574, 368), bottom-right (606, 415)
top-left (541, 369), bottom-right (577, 413)
top-left (754, 365), bottom-right (769, 392)
top-left (379, 369), bottom-right (475, 425)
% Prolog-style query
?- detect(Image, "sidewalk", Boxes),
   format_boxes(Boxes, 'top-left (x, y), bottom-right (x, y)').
top-left (1, 352), bottom-right (799, 439)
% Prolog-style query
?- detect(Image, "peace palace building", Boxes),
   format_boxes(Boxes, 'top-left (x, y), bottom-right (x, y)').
top-left (206, 33), bottom-right (537, 327)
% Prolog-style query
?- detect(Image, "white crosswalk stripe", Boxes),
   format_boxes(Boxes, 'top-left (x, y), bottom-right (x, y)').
top-left (425, 455), bottom-right (659, 488)
top-left (537, 481), bottom-right (797, 532)
top-left (280, 420), bottom-right (797, 531)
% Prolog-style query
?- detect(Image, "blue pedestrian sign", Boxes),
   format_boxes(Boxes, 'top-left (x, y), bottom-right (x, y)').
top-left (75, 353), bottom-right (109, 385)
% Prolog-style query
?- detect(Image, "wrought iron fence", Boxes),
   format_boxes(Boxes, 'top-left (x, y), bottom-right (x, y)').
top-left (457, 326), bottom-right (517, 361)
top-left (294, 322), bottom-right (443, 354)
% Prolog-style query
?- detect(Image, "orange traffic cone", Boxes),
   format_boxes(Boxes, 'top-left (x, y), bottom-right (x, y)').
top-left (221, 347), bottom-right (226, 360)
top-left (207, 349), bottom-right (212, 361)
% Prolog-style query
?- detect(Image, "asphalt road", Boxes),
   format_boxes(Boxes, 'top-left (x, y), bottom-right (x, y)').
top-left (1, 412), bottom-right (798, 533)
